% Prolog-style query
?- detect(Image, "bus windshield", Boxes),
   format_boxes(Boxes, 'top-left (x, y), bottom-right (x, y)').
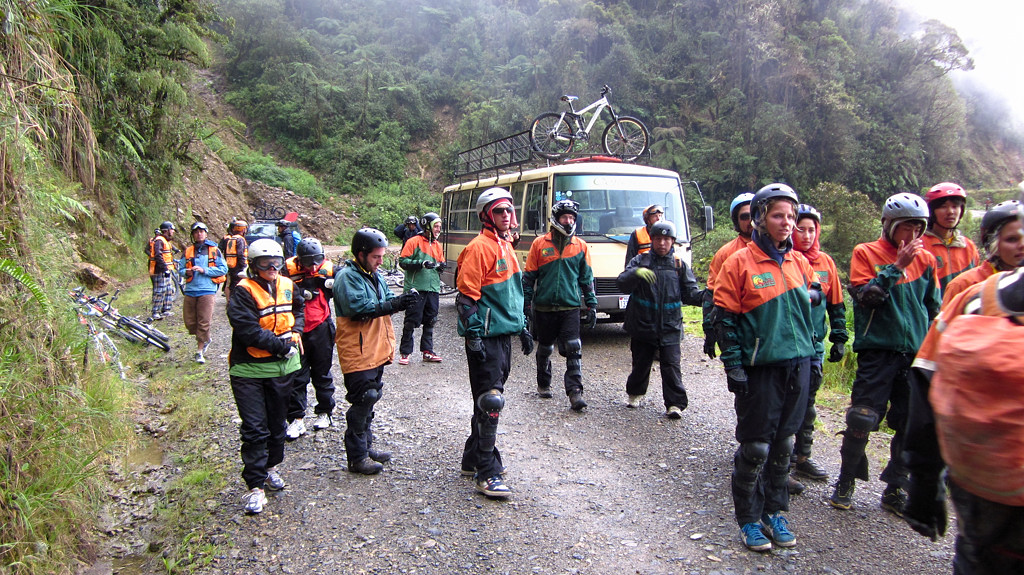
top-left (552, 173), bottom-right (688, 242)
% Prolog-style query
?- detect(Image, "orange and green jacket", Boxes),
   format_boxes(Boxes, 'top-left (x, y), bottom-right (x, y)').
top-left (922, 230), bottom-right (979, 294)
top-left (803, 251), bottom-right (848, 359)
top-left (713, 242), bottom-right (818, 368)
top-left (849, 238), bottom-right (941, 354)
top-left (523, 232), bottom-right (598, 312)
top-left (456, 228), bottom-right (525, 339)
top-left (399, 234), bottom-right (445, 293)
top-left (940, 261), bottom-right (995, 309)
top-left (702, 235), bottom-right (753, 337)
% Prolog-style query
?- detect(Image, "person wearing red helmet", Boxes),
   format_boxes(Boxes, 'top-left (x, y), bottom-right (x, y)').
top-left (922, 182), bottom-right (980, 294)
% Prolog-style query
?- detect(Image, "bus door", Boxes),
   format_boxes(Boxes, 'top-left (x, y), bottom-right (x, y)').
top-left (517, 181), bottom-right (548, 265)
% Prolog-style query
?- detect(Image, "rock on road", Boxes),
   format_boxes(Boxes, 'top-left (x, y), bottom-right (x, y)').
top-left (187, 295), bottom-right (954, 575)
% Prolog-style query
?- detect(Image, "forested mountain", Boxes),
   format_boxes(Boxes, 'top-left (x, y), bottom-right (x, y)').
top-left (217, 0), bottom-right (1023, 207)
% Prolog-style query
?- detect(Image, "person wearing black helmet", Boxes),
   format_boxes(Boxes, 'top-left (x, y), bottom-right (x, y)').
top-left (623, 204), bottom-right (666, 265)
top-left (333, 228), bottom-right (419, 475)
top-left (455, 187), bottom-right (533, 499)
top-left (283, 237), bottom-right (337, 439)
top-left (523, 199), bottom-right (598, 411)
top-left (712, 183), bottom-right (820, 552)
top-left (178, 222), bottom-right (227, 364)
top-left (617, 219), bottom-right (702, 418)
top-left (219, 218), bottom-right (249, 301)
top-left (829, 192), bottom-right (940, 518)
top-left (148, 221), bottom-right (177, 321)
top-left (701, 192), bottom-right (755, 359)
top-left (397, 212), bottom-right (447, 365)
top-left (277, 219), bottom-right (299, 258)
top-left (394, 215), bottom-right (422, 247)
top-left (940, 200), bottom-right (1023, 306)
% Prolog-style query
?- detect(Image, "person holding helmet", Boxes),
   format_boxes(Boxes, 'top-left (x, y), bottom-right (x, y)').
top-left (523, 199), bottom-right (599, 411)
top-left (617, 219), bottom-right (703, 417)
top-left (701, 192), bottom-right (755, 359)
top-left (226, 238), bottom-right (304, 514)
top-left (787, 204), bottom-right (848, 494)
top-left (333, 228), bottom-right (419, 475)
top-left (148, 221), bottom-right (177, 321)
top-left (277, 219), bottom-right (299, 258)
top-left (455, 187), bottom-right (533, 499)
top-left (712, 183), bottom-right (819, 552)
top-left (623, 204), bottom-right (666, 265)
top-left (923, 182), bottom-right (979, 294)
top-left (397, 212), bottom-right (447, 364)
top-left (940, 200), bottom-right (1024, 306)
top-left (219, 218), bottom-right (249, 301)
top-left (828, 192), bottom-right (941, 517)
top-left (394, 215), bottom-right (422, 247)
top-left (178, 222), bottom-right (227, 364)
top-left (283, 237), bottom-right (337, 439)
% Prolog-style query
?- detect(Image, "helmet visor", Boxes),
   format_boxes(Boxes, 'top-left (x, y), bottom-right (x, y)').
top-left (299, 254), bottom-right (325, 268)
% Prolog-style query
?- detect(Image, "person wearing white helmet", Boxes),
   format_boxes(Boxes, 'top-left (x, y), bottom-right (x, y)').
top-left (226, 238), bottom-right (304, 514)
top-left (701, 192), bottom-right (755, 359)
top-left (829, 192), bottom-right (940, 518)
top-left (178, 222), bottom-right (227, 364)
top-left (455, 187), bottom-right (533, 499)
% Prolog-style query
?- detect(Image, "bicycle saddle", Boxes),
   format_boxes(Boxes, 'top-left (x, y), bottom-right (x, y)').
top-left (560, 95), bottom-right (578, 102)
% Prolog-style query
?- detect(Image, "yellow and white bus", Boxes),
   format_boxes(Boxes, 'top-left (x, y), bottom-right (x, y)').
top-left (440, 159), bottom-right (712, 321)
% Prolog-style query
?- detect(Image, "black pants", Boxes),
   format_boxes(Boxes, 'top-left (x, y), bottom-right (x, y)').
top-left (400, 291), bottom-right (440, 356)
top-left (288, 320), bottom-right (336, 420)
top-left (342, 366), bottom-right (384, 464)
top-left (230, 371), bottom-right (295, 489)
top-left (461, 336), bottom-right (511, 479)
top-left (625, 339), bottom-right (687, 409)
top-left (732, 360), bottom-right (810, 525)
top-left (533, 309), bottom-right (583, 394)
top-left (951, 481), bottom-right (1024, 575)
top-left (794, 361), bottom-right (823, 458)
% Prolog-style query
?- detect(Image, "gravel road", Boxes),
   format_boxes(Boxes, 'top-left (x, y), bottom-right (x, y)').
top-left (107, 290), bottom-right (956, 575)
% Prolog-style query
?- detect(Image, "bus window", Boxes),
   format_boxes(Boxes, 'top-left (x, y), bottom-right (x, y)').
top-left (554, 174), bottom-right (688, 242)
top-left (523, 182), bottom-right (547, 233)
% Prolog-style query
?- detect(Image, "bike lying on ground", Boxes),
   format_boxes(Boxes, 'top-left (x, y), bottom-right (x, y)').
top-left (529, 84), bottom-right (650, 161)
top-left (73, 299), bottom-right (127, 379)
top-left (69, 288), bottom-right (171, 352)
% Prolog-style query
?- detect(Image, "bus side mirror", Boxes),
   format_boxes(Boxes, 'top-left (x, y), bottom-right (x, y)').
top-left (703, 205), bottom-right (714, 232)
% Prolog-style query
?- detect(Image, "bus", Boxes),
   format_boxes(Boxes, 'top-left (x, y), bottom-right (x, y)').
top-left (440, 159), bottom-right (712, 322)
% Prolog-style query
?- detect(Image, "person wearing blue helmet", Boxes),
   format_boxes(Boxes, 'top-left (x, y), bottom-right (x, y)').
top-left (701, 192), bottom-right (755, 359)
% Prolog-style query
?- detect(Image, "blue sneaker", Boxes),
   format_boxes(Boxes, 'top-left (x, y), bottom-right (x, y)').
top-left (760, 512), bottom-right (796, 547)
top-left (740, 522), bottom-right (772, 551)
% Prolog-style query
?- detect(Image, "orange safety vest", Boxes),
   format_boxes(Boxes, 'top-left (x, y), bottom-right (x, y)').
top-left (184, 244), bottom-right (227, 284)
top-left (223, 235), bottom-right (248, 269)
top-left (235, 277), bottom-right (297, 359)
top-left (148, 235), bottom-right (173, 275)
top-left (634, 226), bottom-right (652, 254)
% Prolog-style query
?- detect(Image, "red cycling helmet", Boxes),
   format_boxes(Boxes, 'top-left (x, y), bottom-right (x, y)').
top-left (924, 182), bottom-right (967, 204)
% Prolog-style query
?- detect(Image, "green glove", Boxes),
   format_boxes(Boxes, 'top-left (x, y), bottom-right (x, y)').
top-left (635, 268), bottom-right (656, 284)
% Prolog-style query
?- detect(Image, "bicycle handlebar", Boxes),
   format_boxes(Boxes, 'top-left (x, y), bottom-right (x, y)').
top-left (601, 84), bottom-right (611, 96)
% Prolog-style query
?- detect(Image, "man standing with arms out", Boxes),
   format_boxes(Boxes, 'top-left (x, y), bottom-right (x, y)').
top-left (226, 239), bottom-right (303, 514)
top-left (701, 192), bottom-right (755, 359)
top-left (148, 221), bottom-right (176, 321)
top-left (333, 228), bottom-right (418, 475)
top-left (618, 220), bottom-right (703, 416)
top-left (623, 204), bottom-right (665, 265)
top-left (456, 187), bottom-right (533, 499)
top-left (397, 212), bottom-right (446, 365)
top-left (922, 182), bottom-right (979, 294)
top-left (179, 222), bottom-right (227, 364)
top-left (284, 237), bottom-right (336, 439)
top-left (219, 218), bottom-right (248, 301)
top-left (523, 199), bottom-right (598, 411)
top-left (829, 193), bottom-right (940, 516)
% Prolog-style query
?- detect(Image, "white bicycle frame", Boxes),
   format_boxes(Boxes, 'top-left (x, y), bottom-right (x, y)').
top-left (558, 94), bottom-right (613, 138)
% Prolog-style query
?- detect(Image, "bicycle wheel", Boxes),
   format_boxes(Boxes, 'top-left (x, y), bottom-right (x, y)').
top-left (95, 332), bottom-right (127, 379)
top-left (121, 322), bottom-right (171, 352)
top-left (530, 113), bottom-right (574, 159)
top-left (438, 280), bottom-right (458, 297)
top-left (270, 206), bottom-right (287, 220)
top-left (122, 316), bottom-right (170, 343)
top-left (602, 116), bottom-right (649, 161)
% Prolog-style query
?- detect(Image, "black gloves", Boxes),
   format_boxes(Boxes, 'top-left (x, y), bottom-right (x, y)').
top-left (726, 367), bottom-right (749, 396)
top-left (524, 303), bottom-right (533, 332)
top-left (584, 307), bottom-right (597, 330)
top-left (393, 291), bottom-right (420, 312)
top-left (828, 343), bottom-right (846, 363)
top-left (437, 262), bottom-right (448, 272)
top-left (904, 479), bottom-right (948, 542)
top-left (466, 337), bottom-right (486, 363)
top-left (703, 334), bottom-right (717, 359)
top-left (808, 287), bottom-right (823, 306)
top-left (520, 328), bottom-right (534, 355)
top-left (422, 260), bottom-right (437, 269)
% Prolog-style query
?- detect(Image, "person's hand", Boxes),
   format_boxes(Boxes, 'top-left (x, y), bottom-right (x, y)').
top-left (726, 367), bottom-right (749, 396)
top-left (895, 237), bottom-right (923, 271)
top-left (437, 262), bottom-right (448, 272)
top-left (422, 261), bottom-right (437, 269)
top-left (828, 344), bottom-right (846, 363)
top-left (520, 329), bottom-right (534, 355)
top-left (808, 287), bottom-right (822, 306)
top-left (466, 337), bottom-right (486, 363)
top-left (703, 334), bottom-right (717, 359)
top-left (584, 307), bottom-right (597, 330)
top-left (904, 480), bottom-right (948, 542)
top-left (635, 267), bottom-right (656, 284)
top-left (393, 291), bottom-right (419, 311)
top-left (191, 265), bottom-right (205, 274)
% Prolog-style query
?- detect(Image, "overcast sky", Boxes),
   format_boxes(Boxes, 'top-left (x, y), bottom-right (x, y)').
top-left (896, 0), bottom-right (1024, 122)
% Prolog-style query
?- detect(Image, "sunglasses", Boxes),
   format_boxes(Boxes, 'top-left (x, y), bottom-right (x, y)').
top-left (300, 254), bottom-right (325, 268)
top-left (491, 206), bottom-right (514, 215)
top-left (738, 213), bottom-right (752, 221)
top-left (253, 257), bottom-right (284, 271)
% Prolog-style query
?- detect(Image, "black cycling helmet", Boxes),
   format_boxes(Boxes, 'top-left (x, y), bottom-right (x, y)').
top-left (550, 199), bottom-right (580, 236)
top-left (751, 183), bottom-right (799, 227)
top-left (420, 212), bottom-right (441, 229)
top-left (159, 221), bottom-right (175, 231)
top-left (351, 227), bottom-right (388, 256)
top-left (980, 200), bottom-right (1022, 251)
top-left (649, 220), bottom-right (676, 240)
top-left (405, 215), bottom-right (418, 226)
top-left (796, 203), bottom-right (822, 224)
top-left (277, 219), bottom-right (290, 228)
top-left (297, 237), bottom-right (325, 268)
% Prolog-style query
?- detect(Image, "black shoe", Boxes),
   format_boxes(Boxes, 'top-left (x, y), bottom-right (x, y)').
top-left (569, 391), bottom-right (587, 411)
top-left (368, 449), bottom-right (392, 463)
top-left (788, 475), bottom-right (806, 495)
top-left (348, 457), bottom-right (383, 475)
top-left (793, 457), bottom-right (829, 481)
top-left (537, 385), bottom-right (553, 398)
top-left (880, 485), bottom-right (907, 517)
top-left (829, 479), bottom-right (855, 510)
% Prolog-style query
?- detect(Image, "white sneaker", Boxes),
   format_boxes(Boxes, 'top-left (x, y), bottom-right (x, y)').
top-left (666, 405), bottom-right (684, 419)
top-left (264, 467), bottom-right (286, 491)
top-left (312, 413), bottom-right (333, 430)
top-left (194, 351), bottom-right (205, 364)
top-left (285, 418), bottom-right (306, 440)
top-left (242, 487), bottom-right (267, 514)
top-left (627, 394), bottom-right (645, 408)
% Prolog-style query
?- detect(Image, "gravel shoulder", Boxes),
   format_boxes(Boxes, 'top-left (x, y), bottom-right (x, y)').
top-left (104, 292), bottom-right (956, 575)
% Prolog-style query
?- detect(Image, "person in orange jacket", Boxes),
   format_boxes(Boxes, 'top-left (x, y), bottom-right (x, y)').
top-left (922, 182), bottom-right (979, 295)
top-left (941, 200), bottom-right (1024, 306)
top-left (701, 192), bottom-right (755, 359)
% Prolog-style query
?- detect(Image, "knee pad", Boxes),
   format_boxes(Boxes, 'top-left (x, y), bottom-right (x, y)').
top-left (536, 343), bottom-right (554, 359)
top-left (564, 338), bottom-right (582, 360)
top-left (475, 389), bottom-right (505, 415)
top-left (357, 388), bottom-right (381, 408)
top-left (736, 441), bottom-right (770, 472)
top-left (845, 405), bottom-right (879, 438)
top-left (770, 435), bottom-right (795, 468)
